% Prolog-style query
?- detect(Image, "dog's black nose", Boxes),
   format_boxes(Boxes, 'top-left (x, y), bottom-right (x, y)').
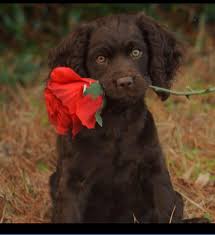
top-left (117, 76), bottom-right (134, 88)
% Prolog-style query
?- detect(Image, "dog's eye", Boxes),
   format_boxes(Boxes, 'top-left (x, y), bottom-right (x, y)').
top-left (130, 49), bottom-right (142, 59)
top-left (96, 55), bottom-right (106, 64)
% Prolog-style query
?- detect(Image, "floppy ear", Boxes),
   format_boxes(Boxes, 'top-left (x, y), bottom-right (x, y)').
top-left (48, 23), bottom-right (93, 77)
top-left (136, 12), bottom-right (183, 101)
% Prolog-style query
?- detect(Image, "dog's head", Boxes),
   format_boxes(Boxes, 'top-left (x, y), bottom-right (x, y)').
top-left (48, 12), bottom-right (183, 103)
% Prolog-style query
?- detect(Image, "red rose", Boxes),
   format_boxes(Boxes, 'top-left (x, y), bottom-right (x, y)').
top-left (44, 67), bottom-right (104, 137)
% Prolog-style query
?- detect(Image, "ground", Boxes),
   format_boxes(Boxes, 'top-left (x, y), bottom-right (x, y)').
top-left (0, 47), bottom-right (214, 223)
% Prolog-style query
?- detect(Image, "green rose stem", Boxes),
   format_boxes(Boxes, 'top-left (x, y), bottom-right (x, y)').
top-left (149, 85), bottom-right (215, 99)
top-left (84, 81), bottom-right (215, 127)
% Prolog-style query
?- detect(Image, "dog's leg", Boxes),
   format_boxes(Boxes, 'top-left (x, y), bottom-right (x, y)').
top-left (49, 171), bottom-right (57, 203)
top-left (133, 111), bottom-right (183, 223)
top-left (51, 135), bottom-right (93, 223)
top-left (51, 158), bottom-right (93, 223)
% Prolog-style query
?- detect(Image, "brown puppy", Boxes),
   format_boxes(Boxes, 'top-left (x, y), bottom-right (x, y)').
top-left (48, 12), bottom-right (208, 223)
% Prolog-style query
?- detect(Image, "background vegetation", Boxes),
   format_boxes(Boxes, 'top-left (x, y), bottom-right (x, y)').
top-left (0, 4), bottom-right (214, 223)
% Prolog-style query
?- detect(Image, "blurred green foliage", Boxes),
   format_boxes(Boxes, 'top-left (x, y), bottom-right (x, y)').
top-left (0, 52), bottom-right (40, 86)
top-left (0, 4), bottom-right (159, 46)
top-left (1, 4), bottom-right (215, 48)
top-left (0, 3), bottom-right (215, 86)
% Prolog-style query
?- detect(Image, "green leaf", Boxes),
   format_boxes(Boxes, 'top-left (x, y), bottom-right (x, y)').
top-left (36, 160), bottom-right (49, 173)
top-left (84, 82), bottom-right (103, 99)
top-left (203, 212), bottom-right (212, 222)
top-left (95, 111), bottom-right (103, 127)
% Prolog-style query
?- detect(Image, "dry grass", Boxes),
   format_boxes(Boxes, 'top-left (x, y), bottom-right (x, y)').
top-left (0, 50), bottom-right (214, 223)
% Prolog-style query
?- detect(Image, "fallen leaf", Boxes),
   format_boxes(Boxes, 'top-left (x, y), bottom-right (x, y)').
top-left (195, 173), bottom-right (210, 187)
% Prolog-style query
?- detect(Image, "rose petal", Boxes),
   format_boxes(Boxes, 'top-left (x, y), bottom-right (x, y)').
top-left (76, 95), bottom-right (103, 129)
top-left (44, 88), bottom-right (71, 135)
top-left (51, 67), bottom-right (81, 84)
top-left (71, 114), bottom-right (83, 137)
top-left (51, 67), bottom-right (96, 84)
top-left (48, 82), bottom-right (85, 114)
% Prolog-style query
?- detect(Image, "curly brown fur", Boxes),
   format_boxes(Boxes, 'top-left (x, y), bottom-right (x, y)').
top-left (48, 12), bottom-right (208, 223)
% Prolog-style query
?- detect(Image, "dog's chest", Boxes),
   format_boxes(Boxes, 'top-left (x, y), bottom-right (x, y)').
top-left (73, 107), bottom-right (147, 184)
